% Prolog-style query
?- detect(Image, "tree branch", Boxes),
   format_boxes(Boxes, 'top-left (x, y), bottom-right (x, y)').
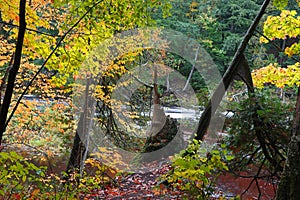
top-left (255, 30), bottom-right (300, 63)
top-left (0, 21), bottom-right (61, 38)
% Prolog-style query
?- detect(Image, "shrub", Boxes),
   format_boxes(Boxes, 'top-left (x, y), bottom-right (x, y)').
top-left (0, 151), bottom-right (114, 199)
top-left (161, 139), bottom-right (234, 199)
top-left (223, 88), bottom-right (294, 170)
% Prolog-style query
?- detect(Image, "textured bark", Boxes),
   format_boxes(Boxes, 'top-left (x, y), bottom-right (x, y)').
top-left (151, 63), bottom-right (166, 137)
top-left (0, 0), bottom-right (26, 144)
top-left (234, 54), bottom-right (254, 93)
top-left (276, 87), bottom-right (300, 200)
top-left (195, 0), bottom-right (270, 141)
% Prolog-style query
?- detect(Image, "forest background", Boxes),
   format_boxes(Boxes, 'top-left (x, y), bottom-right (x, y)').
top-left (0, 0), bottom-right (300, 199)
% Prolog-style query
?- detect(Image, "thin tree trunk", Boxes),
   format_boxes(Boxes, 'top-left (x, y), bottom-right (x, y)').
top-left (195, 0), bottom-right (271, 141)
top-left (276, 87), bottom-right (300, 200)
top-left (0, 0), bottom-right (26, 144)
top-left (80, 96), bottom-right (96, 175)
top-left (183, 45), bottom-right (200, 91)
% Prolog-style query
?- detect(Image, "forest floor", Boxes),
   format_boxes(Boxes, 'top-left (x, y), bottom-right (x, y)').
top-left (81, 163), bottom-right (277, 200)
top-left (1, 144), bottom-right (277, 199)
top-left (82, 164), bottom-right (232, 200)
top-left (82, 164), bottom-right (184, 199)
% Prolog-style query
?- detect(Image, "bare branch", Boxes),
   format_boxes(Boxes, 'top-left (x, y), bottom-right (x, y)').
top-left (0, 21), bottom-right (61, 38)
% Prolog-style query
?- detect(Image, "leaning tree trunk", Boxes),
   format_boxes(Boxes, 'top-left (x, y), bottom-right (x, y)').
top-left (195, 0), bottom-right (271, 141)
top-left (276, 87), bottom-right (300, 200)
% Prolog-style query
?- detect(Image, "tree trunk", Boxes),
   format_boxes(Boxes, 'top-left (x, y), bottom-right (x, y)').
top-left (66, 75), bottom-right (95, 174)
top-left (276, 87), bottom-right (300, 200)
top-left (182, 45), bottom-right (200, 91)
top-left (66, 131), bottom-right (85, 172)
top-left (195, 0), bottom-right (271, 141)
top-left (0, 0), bottom-right (26, 144)
top-left (150, 64), bottom-right (166, 137)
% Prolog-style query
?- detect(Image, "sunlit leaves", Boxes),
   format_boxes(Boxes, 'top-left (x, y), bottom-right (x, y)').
top-left (273, 0), bottom-right (289, 10)
top-left (256, 5), bottom-right (300, 90)
top-left (252, 62), bottom-right (300, 88)
top-left (0, 0), bottom-right (55, 56)
top-left (42, 0), bottom-right (171, 87)
top-left (0, 0), bottom-right (19, 24)
top-left (272, 0), bottom-right (300, 10)
top-left (0, 39), bottom-right (14, 66)
top-left (189, 1), bottom-right (199, 13)
top-left (0, 151), bottom-right (47, 198)
top-left (260, 10), bottom-right (300, 44)
top-left (5, 98), bottom-right (75, 156)
top-left (0, 150), bottom-right (116, 199)
top-left (285, 42), bottom-right (300, 57)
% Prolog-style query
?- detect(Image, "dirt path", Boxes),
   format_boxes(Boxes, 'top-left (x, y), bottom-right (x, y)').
top-left (84, 165), bottom-right (183, 199)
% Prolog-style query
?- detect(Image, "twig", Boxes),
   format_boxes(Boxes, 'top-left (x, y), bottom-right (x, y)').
top-left (0, 21), bottom-right (61, 38)
top-left (254, 30), bottom-right (300, 63)
top-left (240, 158), bottom-right (266, 199)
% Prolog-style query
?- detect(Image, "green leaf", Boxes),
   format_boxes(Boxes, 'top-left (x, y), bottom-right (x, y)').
top-left (174, 158), bottom-right (187, 167)
top-left (0, 152), bottom-right (9, 160)
top-left (225, 155), bottom-right (235, 161)
top-left (273, 0), bottom-right (288, 10)
top-left (10, 151), bottom-right (21, 159)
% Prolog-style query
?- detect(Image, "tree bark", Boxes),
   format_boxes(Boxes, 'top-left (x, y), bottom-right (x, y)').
top-left (276, 87), bottom-right (300, 200)
top-left (66, 75), bottom-right (95, 174)
top-left (0, 0), bottom-right (26, 144)
top-left (195, 0), bottom-right (271, 141)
